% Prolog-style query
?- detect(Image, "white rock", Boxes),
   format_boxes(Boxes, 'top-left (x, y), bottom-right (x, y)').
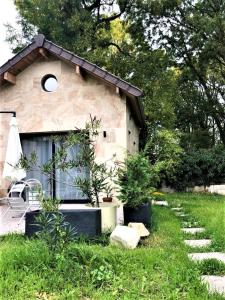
top-left (128, 222), bottom-right (150, 237)
top-left (201, 276), bottom-right (225, 296)
top-left (152, 200), bottom-right (169, 207)
top-left (188, 252), bottom-right (225, 264)
top-left (182, 228), bottom-right (205, 234)
top-left (110, 225), bottom-right (140, 249)
top-left (184, 239), bottom-right (212, 248)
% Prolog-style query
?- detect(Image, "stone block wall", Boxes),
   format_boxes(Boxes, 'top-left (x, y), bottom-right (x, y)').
top-left (0, 56), bottom-right (139, 196)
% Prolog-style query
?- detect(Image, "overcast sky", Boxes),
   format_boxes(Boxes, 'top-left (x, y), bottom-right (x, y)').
top-left (0, 0), bottom-right (17, 66)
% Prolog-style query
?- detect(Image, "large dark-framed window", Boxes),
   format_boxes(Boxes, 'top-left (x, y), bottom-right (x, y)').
top-left (20, 132), bottom-right (89, 203)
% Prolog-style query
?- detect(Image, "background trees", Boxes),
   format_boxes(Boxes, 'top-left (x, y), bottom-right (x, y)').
top-left (139, 0), bottom-right (225, 146)
top-left (6, 0), bottom-right (225, 189)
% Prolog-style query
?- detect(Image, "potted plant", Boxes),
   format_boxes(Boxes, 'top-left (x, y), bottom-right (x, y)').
top-left (103, 185), bottom-right (113, 202)
top-left (22, 116), bottom-right (118, 234)
top-left (25, 194), bottom-right (102, 238)
top-left (73, 116), bottom-right (117, 231)
top-left (116, 153), bottom-right (152, 226)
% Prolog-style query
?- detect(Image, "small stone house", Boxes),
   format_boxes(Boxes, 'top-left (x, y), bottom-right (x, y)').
top-left (0, 34), bottom-right (144, 202)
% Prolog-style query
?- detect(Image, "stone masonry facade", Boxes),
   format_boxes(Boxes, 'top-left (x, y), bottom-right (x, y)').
top-left (0, 56), bottom-right (139, 196)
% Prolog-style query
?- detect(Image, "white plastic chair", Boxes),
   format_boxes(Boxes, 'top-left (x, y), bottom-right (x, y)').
top-left (2, 181), bottom-right (29, 225)
top-left (25, 179), bottom-right (42, 209)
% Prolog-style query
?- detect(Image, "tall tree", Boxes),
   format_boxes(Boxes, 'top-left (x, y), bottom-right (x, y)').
top-left (7, 0), bottom-right (134, 62)
top-left (6, 0), bottom-right (180, 133)
top-left (136, 0), bottom-right (225, 145)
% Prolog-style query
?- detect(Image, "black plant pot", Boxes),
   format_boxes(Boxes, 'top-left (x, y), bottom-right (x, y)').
top-left (123, 202), bottom-right (151, 226)
top-left (25, 209), bottom-right (102, 238)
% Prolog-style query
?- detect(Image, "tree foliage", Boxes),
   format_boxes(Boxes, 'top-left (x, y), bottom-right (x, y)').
top-left (116, 153), bottom-right (153, 207)
top-left (7, 0), bottom-right (180, 132)
top-left (7, 0), bottom-right (225, 189)
top-left (145, 128), bottom-right (183, 185)
top-left (7, 0), bottom-right (134, 62)
top-left (166, 146), bottom-right (225, 190)
top-left (139, 0), bottom-right (225, 146)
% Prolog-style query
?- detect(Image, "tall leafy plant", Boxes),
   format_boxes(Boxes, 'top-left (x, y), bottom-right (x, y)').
top-left (20, 116), bottom-right (114, 207)
top-left (70, 116), bottom-right (114, 207)
top-left (34, 194), bottom-right (77, 254)
top-left (116, 153), bottom-right (152, 208)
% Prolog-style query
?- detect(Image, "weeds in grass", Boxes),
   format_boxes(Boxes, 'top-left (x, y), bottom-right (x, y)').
top-left (75, 231), bottom-right (110, 246)
top-left (91, 263), bottom-right (115, 288)
top-left (198, 259), bottom-right (225, 276)
top-left (183, 231), bottom-right (209, 240)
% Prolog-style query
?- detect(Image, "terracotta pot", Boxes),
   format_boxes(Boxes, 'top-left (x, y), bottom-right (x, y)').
top-left (102, 197), bottom-right (113, 202)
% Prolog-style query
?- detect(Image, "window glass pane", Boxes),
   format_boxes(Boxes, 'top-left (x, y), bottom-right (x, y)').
top-left (21, 134), bottom-right (89, 202)
top-left (55, 142), bottom-right (89, 201)
top-left (44, 77), bottom-right (58, 92)
top-left (22, 136), bottom-right (52, 197)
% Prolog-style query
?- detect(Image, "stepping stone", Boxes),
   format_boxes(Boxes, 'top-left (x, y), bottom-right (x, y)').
top-left (171, 207), bottom-right (183, 211)
top-left (182, 227), bottom-right (205, 234)
top-left (184, 239), bottom-right (212, 248)
top-left (152, 200), bottom-right (169, 207)
top-left (182, 221), bottom-right (200, 227)
top-left (175, 211), bottom-right (185, 216)
top-left (201, 276), bottom-right (225, 296)
top-left (188, 252), bottom-right (225, 264)
top-left (177, 214), bottom-right (189, 218)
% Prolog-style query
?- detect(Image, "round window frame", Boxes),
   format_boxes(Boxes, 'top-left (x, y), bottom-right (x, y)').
top-left (41, 74), bottom-right (58, 92)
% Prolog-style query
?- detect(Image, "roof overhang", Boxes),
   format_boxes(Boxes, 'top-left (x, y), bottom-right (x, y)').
top-left (0, 34), bottom-right (145, 126)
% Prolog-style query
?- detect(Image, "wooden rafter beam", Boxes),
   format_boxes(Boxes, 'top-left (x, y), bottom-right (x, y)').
top-left (75, 65), bottom-right (85, 79)
top-left (38, 48), bottom-right (48, 59)
top-left (4, 72), bottom-right (16, 85)
top-left (75, 65), bottom-right (81, 75)
top-left (116, 86), bottom-right (120, 95)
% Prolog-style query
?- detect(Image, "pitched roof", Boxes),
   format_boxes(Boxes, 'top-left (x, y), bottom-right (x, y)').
top-left (0, 34), bottom-right (144, 126)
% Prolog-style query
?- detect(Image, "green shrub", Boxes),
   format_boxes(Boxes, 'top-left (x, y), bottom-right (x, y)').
top-left (165, 145), bottom-right (225, 190)
top-left (145, 129), bottom-right (182, 185)
top-left (34, 197), bottom-right (77, 254)
top-left (35, 212), bottom-right (77, 253)
top-left (116, 153), bottom-right (153, 207)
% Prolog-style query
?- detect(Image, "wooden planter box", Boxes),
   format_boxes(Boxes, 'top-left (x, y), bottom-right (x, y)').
top-left (25, 209), bottom-right (102, 238)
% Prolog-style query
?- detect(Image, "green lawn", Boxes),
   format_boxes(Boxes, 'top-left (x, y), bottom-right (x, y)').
top-left (0, 193), bottom-right (225, 299)
top-left (166, 193), bottom-right (225, 251)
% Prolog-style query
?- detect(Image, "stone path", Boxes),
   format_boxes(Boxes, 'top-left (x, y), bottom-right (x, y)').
top-left (171, 205), bottom-right (225, 297)
top-left (201, 276), bottom-right (225, 296)
top-left (184, 239), bottom-right (212, 248)
top-left (188, 252), bottom-right (225, 264)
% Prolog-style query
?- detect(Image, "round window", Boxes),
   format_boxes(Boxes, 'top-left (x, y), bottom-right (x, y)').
top-left (41, 74), bottom-right (58, 92)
